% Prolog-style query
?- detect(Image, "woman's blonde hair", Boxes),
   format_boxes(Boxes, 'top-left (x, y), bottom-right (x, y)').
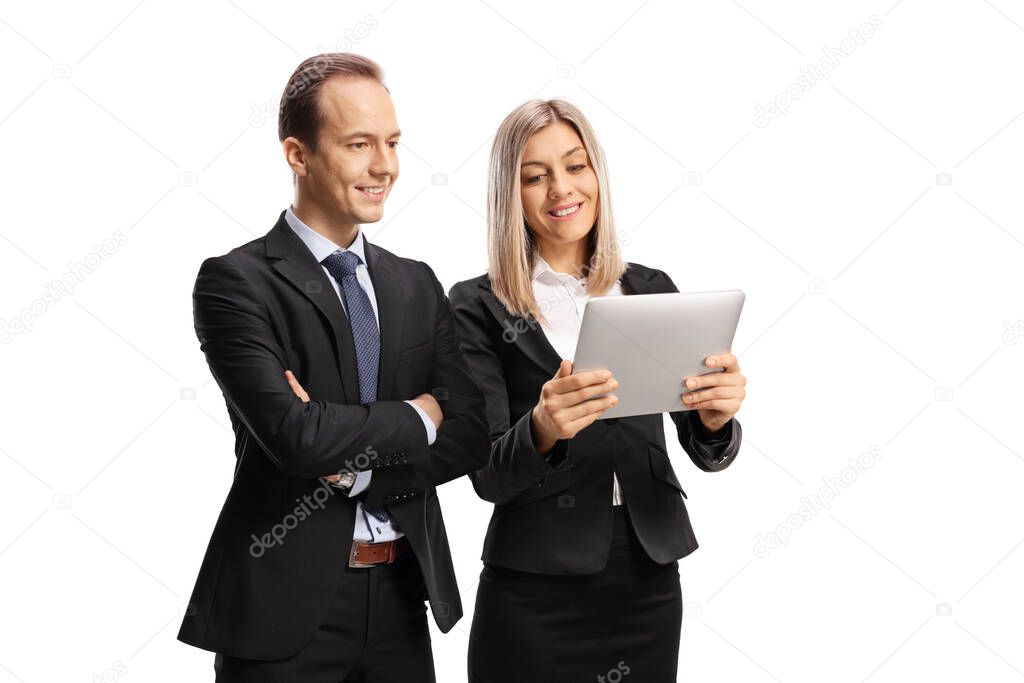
top-left (487, 99), bottom-right (627, 320)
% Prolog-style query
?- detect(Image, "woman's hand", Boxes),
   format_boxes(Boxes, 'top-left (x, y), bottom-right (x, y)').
top-left (530, 360), bottom-right (618, 455)
top-left (683, 353), bottom-right (746, 434)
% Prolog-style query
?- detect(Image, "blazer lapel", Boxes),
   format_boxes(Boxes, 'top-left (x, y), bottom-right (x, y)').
top-left (363, 240), bottom-right (404, 400)
top-left (265, 213), bottom-right (360, 404)
top-left (478, 278), bottom-right (566, 375)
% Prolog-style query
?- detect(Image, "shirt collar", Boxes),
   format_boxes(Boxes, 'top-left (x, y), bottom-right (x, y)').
top-left (284, 206), bottom-right (367, 266)
top-left (532, 254), bottom-right (586, 289)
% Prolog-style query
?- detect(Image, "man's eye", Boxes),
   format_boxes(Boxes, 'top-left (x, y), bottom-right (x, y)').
top-left (349, 142), bottom-right (367, 150)
top-left (387, 141), bottom-right (399, 149)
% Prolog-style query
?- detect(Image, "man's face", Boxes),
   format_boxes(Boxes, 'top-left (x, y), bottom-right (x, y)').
top-left (299, 76), bottom-right (400, 225)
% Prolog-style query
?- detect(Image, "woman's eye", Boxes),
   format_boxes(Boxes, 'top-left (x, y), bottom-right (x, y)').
top-left (525, 175), bottom-right (545, 185)
top-left (568, 164), bottom-right (586, 172)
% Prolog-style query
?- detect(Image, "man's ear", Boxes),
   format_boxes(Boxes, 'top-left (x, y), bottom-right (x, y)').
top-left (282, 136), bottom-right (310, 178)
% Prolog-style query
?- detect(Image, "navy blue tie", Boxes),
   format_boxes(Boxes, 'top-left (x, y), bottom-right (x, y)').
top-left (321, 249), bottom-right (390, 524)
top-left (321, 250), bottom-right (380, 404)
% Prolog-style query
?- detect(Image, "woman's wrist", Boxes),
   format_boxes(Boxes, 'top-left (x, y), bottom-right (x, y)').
top-left (530, 406), bottom-right (556, 455)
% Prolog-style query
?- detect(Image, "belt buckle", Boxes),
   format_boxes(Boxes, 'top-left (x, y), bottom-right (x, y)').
top-left (348, 539), bottom-right (379, 569)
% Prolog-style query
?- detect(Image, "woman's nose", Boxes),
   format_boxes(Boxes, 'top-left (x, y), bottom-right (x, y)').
top-left (547, 171), bottom-right (572, 199)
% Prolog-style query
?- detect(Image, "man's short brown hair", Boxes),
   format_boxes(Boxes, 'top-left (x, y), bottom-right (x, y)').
top-left (278, 53), bottom-right (385, 154)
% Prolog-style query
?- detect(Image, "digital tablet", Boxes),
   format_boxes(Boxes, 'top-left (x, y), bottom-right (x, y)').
top-left (571, 290), bottom-right (745, 419)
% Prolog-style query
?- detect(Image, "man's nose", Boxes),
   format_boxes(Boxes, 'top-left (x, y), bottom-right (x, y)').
top-left (369, 145), bottom-right (395, 178)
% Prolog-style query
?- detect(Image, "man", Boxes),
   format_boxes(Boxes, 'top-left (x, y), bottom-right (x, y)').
top-left (177, 53), bottom-right (489, 682)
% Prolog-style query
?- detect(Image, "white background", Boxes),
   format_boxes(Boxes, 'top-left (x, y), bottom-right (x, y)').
top-left (1, 1), bottom-right (1022, 681)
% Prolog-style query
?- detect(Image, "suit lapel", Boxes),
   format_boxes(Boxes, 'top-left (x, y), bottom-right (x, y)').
top-left (265, 213), bottom-right (360, 404)
top-left (479, 288), bottom-right (562, 375)
top-left (363, 240), bottom-right (403, 400)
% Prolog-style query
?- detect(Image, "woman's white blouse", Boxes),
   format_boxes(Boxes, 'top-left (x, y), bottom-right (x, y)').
top-left (531, 256), bottom-right (627, 505)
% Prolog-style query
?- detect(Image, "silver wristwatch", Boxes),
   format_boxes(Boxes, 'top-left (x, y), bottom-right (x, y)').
top-left (329, 471), bottom-right (357, 491)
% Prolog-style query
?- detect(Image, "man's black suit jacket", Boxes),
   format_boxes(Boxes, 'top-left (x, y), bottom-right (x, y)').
top-left (177, 212), bottom-right (489, 660)
top-left (448, 262), bottom-right (742, 574)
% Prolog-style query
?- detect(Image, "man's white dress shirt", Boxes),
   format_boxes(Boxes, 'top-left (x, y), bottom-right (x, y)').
top-left (285, 207), bottom-right (436, 541)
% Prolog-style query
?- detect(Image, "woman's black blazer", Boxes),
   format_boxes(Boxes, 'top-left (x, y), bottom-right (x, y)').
top-left (448, 262), bottom-right (742, 574)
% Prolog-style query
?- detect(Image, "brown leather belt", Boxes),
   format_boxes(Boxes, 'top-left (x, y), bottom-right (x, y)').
top-left (348, 537), bottom-right (410, 568)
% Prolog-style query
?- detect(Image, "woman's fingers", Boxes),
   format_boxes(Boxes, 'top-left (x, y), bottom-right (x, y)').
top-left (560, 408), bottom-right (607, 436)
top-left (558, 378), bottom-right (618, 407)
top-left (690, 398), bottom-right (740, 413)
top-left (555, 395), bottom-right (617, 429)
top-left (685, 372), bottom-right (746, 390)
top-left (683, 385), bottom-right (744, 406)
top-left (548, 368), bottom-right (611, 395)
top-left (705, 353), bottom-right (740, 372)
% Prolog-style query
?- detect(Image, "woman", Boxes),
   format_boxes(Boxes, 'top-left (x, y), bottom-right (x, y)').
top-left (448, 99), bottom-right (747, 682)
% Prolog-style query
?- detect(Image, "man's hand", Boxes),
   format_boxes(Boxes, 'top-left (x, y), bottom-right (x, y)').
top-left (682, 353), bottom-right (746, 434)
top-left (284, 370), bottom-right (341, 483)
top-left (411, 392), bottom-right (443, 431)
top-left (285, 370), bottom-right (443, 482)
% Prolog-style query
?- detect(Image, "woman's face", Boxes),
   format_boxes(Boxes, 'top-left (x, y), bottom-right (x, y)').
top-left (519, 122), bottom-right (599, 252)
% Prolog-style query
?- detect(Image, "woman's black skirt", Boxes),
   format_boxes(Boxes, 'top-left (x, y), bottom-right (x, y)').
top-left (468, 506), bottom-right (682, 683)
